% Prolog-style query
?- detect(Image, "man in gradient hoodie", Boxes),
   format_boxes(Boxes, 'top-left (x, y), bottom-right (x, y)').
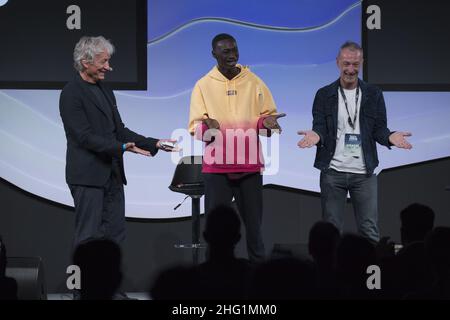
top-left (188, 33), bottom-right (285, 263)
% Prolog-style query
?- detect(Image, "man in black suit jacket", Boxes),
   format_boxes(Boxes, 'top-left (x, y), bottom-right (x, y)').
top-left (60, 36), bottom-right (176, 247)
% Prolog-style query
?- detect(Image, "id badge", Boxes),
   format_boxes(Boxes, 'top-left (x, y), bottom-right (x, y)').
top-left (344, 134), bottom-right (361, 156)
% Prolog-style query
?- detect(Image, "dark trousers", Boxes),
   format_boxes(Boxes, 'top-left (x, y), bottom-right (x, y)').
top-left (203, 173), bottom-right (266, 263)
top-left (69, 172), bottom-right (125, 248)
top-left (320, 169), bottom-right (380, 243)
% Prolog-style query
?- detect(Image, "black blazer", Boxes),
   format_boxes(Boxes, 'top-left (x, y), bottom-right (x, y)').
top-left (312, 78), bottom-right (392, 175)
top-left (59, 75), bottom-right (158, 186)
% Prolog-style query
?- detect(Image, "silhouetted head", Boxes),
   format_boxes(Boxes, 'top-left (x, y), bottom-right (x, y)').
top-left (336, 233), bottom-right (377, 287)
top-left (150, 265), bottom-right (195, 300)
top-left (425, 227), bottom-right (450, 279)
top-left (400, 203), bottom-right (435, 245)
top-left (308, 221), bottom-right (340, 266)
top-left (204, 205), bottom-right (241, 250)
top-left (73, 238), bottom-right (122, 300)
top-left (249, 257), bottom-right (316, 299)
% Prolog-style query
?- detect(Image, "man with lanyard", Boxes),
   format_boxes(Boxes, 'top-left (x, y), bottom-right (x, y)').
top-left (297, 41), bottom-right (412, 243)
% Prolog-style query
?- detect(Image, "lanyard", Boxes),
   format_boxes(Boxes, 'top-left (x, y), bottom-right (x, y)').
top-left (339, 85), bottom-right (359, 131)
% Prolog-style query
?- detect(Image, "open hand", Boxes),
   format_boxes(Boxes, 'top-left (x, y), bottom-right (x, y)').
top-left (389, 131), bottom-right (412, 149)
top-left (297, 130), bottom-right (320, 148)
top-left (124, 142), bottom-right (151, 156)
top-left (263, 113), bottom-right (286, 133)
top-left (202, 114), bottom-right (220, 130)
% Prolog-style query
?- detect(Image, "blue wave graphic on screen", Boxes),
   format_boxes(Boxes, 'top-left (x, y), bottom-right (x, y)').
top-left (139, 2), bottom-right (361, 98)
top-left (148, 0), bottom-right (359, 41)
top-left (149, 1), bottom-right (361, 45)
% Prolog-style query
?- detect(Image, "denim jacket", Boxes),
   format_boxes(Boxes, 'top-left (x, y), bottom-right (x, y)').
top-left (312, 78), bottom-right (392, 175)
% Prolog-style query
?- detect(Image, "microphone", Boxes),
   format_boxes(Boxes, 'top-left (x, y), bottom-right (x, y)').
top-left (108, 66), bottom-right (113, 71)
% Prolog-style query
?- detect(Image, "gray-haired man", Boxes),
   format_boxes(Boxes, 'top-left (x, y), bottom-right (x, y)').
top-left (60, 36), bottom-right (176, 248)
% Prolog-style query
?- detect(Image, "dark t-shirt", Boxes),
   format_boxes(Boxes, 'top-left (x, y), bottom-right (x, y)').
top-left (86, 82), bottom-right (115, 130)
top-left (85, 81), bottom-right (123, 182)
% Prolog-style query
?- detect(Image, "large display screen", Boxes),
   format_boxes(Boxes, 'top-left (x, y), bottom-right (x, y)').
top-left (362, 0), bottom-right (450, 91)
top-left (1, 0), bottom-right (449, 218)
top-left (0, 0), bottom-right (147, 89)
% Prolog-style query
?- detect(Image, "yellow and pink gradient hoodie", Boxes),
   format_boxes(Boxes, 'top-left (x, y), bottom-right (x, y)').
top-left (188, 64), bottom-right (278, 173)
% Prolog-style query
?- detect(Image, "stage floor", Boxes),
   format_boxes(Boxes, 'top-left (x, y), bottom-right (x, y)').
top-left (47, 292), bottom-right (151, 300)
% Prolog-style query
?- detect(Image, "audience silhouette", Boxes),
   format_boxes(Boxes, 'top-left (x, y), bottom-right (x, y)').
top-left (73, 238), bottom-right (122, 300)
top-left (410, 226), bottom-right (450, 299)
top-left (336, 233), bottom-right (378, 299)
top-left (381, 203), bottom-right (435, 298)
top-left (148, 202), bottom-right (449, 300)
top-left (308, 221), bottom-right (340, 298)
top-left (0, 236), bottom-right (18, 300)
top-left (150, 205), bottom-right (252, 299)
